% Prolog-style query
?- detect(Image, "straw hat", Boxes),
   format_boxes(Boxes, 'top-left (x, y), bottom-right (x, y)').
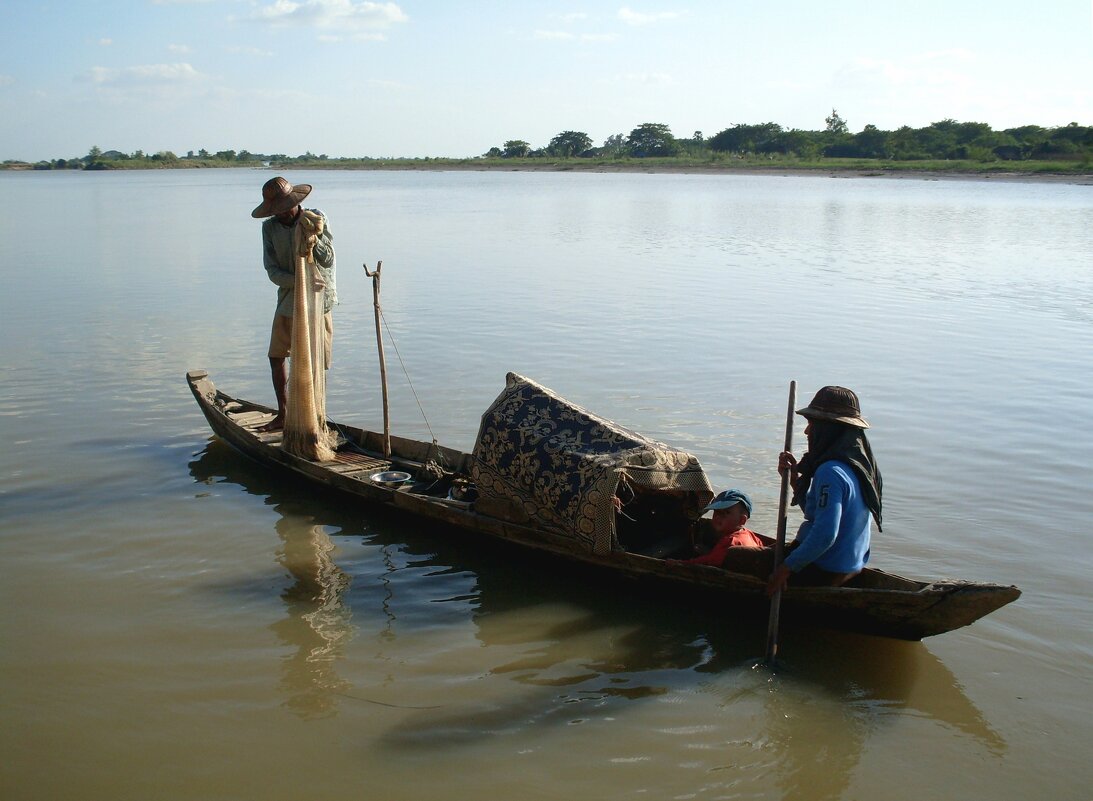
top-left (796, 386), bottom-right (870, 429)
top-left (251, 176), bottom-right (311, 218)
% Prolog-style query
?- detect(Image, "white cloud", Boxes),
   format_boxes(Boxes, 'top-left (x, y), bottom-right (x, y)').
top-left (836, 57), bottom-right (911, 86)
top-left (534, 29), bottom-right (617, 42)
top-left (836, 52), bottom-right (976, 91)
top-left (822, 50), bottom-right (1052, 129)
top-left (913, 48), bottom-right (975, 64)
top-left (367, 77), bottom-right (410, 90)
top-left (227, 45), bottom-right (274, 57)
top-left (99, 38), bottom-right (113, 46)
top-left (247, 0), bottom-right (408, 35)
top-left (317, 31), bottom-right (386, 42)
top-left (534, 30), bottom-right (575, 41)
top-left (614, 71), bottom-right (674, 86)
top-left (168, 44), bottom-right (192, 54)
top-left (82, 63), bottom-right (207, 86)
top-left (618, 7), bottom-right (681, 25)
top-left (0, 74), bottom-right (14, 87)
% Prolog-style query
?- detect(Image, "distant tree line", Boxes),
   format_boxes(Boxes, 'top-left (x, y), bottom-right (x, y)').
top-left (490, 112), bottom-right (1093, 162)
top-left (7, 112), bottom-right (1092, 170)
top-left (13, 145), bottom-right (337, 171)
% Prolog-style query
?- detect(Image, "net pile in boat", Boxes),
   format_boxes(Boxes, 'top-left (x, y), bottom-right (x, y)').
top-left (471, 373), bottom-right (714, 555)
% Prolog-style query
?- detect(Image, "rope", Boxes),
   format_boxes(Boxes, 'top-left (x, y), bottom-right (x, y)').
top-left (375, 304), bottom-right (448, 468)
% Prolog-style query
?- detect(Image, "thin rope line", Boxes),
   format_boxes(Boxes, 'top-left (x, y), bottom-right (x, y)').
top-left (376, 307), bottom-right (438, 446)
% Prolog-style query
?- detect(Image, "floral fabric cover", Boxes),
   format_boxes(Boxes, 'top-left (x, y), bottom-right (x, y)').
top-left (471, 373), bottom-right (714, 554)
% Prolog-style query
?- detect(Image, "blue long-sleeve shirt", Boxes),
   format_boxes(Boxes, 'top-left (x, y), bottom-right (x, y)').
top-left (784, 459), bottom-right (871, 574)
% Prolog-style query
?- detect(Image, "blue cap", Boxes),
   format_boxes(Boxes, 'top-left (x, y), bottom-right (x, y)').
top-left (702, 489), bottom-right (752, 516)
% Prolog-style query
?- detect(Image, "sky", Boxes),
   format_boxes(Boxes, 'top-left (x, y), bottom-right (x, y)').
top-left (2, 0), bottom-right (1092, 161)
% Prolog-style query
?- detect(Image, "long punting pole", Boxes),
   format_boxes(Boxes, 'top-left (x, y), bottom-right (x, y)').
top-left (363, 261), bottom-right (391, 458)
top-left (765, 380), bottom-right (797, 664)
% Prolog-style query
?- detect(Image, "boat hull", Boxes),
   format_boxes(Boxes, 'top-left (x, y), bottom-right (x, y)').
top-left (187, 370), bottom-right (1020, 640)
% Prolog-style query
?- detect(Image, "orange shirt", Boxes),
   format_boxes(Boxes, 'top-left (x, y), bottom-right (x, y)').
top-left (684, 527), bottom-right (764, 566)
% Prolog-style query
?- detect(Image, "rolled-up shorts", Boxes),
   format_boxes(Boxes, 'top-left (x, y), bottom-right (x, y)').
top-left (268, 312), bottom-right (333, 369)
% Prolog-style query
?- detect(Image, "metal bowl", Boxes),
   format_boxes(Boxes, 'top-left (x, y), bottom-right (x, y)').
top-left (371, 470), bottom-right (412, 487)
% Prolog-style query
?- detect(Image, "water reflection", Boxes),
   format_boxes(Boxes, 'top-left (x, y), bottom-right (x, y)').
top-left (270, 517), bottom-right (353, 719)
top-left (752, 629), bottom-right (1005, 754)
top-left (731, 630), bottom-right (1006, 801)
top-left (189, 441), bottom-right (355, 719)
top-left (386, 558), bottom-right (1005, 798)
top-left (188, 438), bottom-right (1003, 786)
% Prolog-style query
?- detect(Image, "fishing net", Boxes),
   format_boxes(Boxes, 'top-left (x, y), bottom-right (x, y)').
top-left (281, 211), bottom-right (336, 462)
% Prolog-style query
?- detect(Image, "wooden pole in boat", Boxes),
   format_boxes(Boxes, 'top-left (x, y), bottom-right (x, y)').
top-left (362, 261), bottom-right (391, 458)
top-left (764, 379), bottom-right (796, 664)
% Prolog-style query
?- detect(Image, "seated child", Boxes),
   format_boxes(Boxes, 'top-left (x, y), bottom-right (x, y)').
top-left (680, 488), bottom-right (763, 566)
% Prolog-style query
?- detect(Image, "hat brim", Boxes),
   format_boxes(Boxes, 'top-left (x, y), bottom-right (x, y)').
top-left (796, 406), bottom-right (870, 429)
top-left (702, 503), bottom-right (751, 515)
top-left (701, 498), bottom-right (752, 515)
top-left (251, 183), bottom-right (312, 218)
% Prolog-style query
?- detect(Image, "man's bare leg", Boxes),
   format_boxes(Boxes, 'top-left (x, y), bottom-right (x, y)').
top-left (258, 356), bottom-right (287, 431)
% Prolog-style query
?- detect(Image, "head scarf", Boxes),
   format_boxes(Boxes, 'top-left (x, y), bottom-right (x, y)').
top-left (792, 420), bottom-right (883, 531)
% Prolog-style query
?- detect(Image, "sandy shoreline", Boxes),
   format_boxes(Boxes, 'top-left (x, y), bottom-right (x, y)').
top-left (5, 160), bottom-right (1090, 185)
top-left (351, 161), bottom-right (1093, 185)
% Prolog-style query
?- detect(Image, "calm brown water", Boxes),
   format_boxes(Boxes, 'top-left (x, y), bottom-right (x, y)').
top-left (1, 168), bottom-right (1091, 800)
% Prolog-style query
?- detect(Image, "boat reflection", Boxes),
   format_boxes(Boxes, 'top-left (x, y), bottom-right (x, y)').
top-left (700, 621), bottom-right (1005, 748)
top-left (188, 438), bottom-right (1004, 785)
top-left (717, 628), bottom-right (1006, 801)
top-left (389, 565), bottom-right (1004, 777)
top-left (189, 440), bottom-right (355, 719)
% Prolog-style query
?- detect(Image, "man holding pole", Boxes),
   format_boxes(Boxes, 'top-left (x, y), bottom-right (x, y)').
top-left (766, 386), bottom-right (883, 595)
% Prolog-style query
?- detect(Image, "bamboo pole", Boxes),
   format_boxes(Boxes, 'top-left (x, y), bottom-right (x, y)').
top-left (362, 261), bottom-right (391, 458)
top-left (764, 380), bottom-right (796, 664)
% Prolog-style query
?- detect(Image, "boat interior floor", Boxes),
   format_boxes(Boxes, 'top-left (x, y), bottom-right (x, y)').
top-left (225, 405), bottom-right (477, 501)
top-left (629, 535), bottom-right (693, 560)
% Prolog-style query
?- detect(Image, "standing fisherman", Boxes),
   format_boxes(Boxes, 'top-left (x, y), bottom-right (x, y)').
top-left (251, 177), bottom-right (337, 432)
top-left (766, 386), bottom-right (883, 594)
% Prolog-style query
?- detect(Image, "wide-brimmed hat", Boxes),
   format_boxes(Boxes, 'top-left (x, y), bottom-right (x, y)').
top-left (251, 176), bottom-right (311, 218)
top-left (796, 386), bottom-right (869, 429)
top-left (701, 488), bottom-right (752, 516)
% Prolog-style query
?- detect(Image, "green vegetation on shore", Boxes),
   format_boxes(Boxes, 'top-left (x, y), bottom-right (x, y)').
top-left (6, 113), bottom-right (1092, 175)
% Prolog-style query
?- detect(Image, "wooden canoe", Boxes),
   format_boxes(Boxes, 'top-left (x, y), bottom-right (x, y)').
top-left (187, 369), bottom-right (1020, 640)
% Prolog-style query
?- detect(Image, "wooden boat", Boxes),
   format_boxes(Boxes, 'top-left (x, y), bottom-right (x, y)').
top-left (187, 369), bottom-right (1020, 641)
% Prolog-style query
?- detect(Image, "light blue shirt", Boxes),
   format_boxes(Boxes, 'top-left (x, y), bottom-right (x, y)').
top-left (262, 208), bottom-right (337, 317)
top-left (784, 460), bottom-right (871, 574)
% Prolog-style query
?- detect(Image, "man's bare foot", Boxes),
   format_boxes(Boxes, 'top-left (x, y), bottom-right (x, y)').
top-left (257, 414), bottom-right (284, 432)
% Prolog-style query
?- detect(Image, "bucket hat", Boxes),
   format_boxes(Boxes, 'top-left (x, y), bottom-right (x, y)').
top-left (796, 385), bottom-right (869, 429)
top-left (251, 176), bottom-right (312, 218)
